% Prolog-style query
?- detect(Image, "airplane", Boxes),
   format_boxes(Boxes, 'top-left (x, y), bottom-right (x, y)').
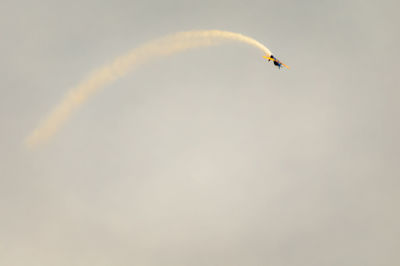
top-left (263, 55), bottom-right (290, 69)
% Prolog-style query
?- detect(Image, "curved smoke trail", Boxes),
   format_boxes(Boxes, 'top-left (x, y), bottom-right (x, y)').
top-left (25, 30), bottom-right (272, 148)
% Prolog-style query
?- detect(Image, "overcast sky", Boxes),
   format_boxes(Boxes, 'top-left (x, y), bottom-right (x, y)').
top-left (1, 0), bottom-right (399, 265)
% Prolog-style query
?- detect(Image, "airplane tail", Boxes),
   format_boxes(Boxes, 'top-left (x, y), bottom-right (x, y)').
top-left (263, 55), bottom-right (271, 61)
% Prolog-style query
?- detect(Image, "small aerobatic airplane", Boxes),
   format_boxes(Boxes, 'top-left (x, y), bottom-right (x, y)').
top-left (263, 55), bottom-right (290, 69)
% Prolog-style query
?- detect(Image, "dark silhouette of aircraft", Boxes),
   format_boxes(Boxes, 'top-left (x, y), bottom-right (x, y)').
top-left (263, 55), bottom-right (289, 69)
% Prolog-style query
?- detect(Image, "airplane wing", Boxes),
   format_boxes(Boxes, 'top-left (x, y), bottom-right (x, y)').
top-left (281, 63), bottom-right (290, 69)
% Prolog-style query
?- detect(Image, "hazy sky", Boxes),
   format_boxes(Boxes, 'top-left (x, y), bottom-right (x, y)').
top-left (1, 0), bottom-right (399, 265)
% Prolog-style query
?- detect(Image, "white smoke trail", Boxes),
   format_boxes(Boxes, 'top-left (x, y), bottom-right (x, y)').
top-left (25, 30), bottom-right (272, 148)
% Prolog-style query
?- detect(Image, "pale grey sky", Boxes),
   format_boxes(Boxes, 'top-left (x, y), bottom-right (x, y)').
top-left (1, 0), bottom-right (399, 265)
